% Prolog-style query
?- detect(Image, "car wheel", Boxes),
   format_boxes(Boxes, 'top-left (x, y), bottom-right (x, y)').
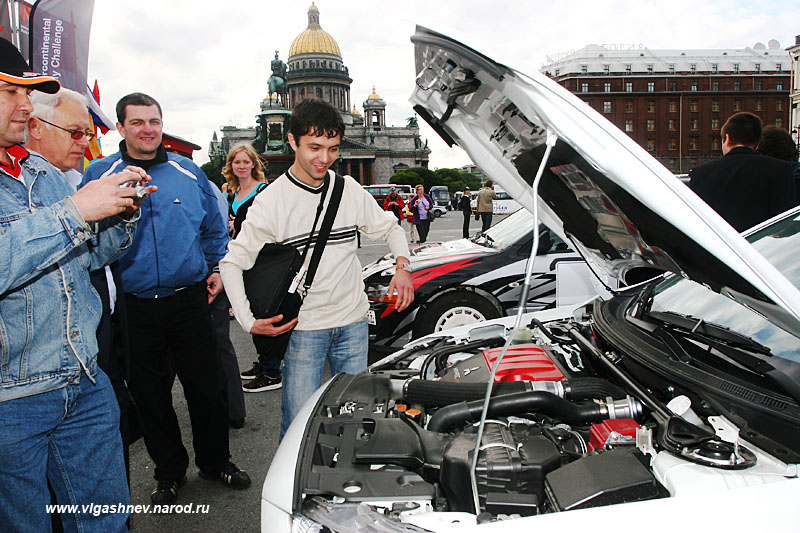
top-left (432, 209), bottom-right (441, 218)
top-left (415, 292), bottom-right (501, 337)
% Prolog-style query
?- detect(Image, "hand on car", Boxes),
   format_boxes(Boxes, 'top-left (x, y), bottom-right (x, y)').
top-left (250, 314), bottom-right (298, 336)
top-left (72, 167), bottom-right (156, 221)
top-left (389, 264), bottom-right (414, 312)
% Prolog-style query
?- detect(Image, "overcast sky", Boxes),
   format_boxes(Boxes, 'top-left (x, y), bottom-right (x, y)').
top-left (88, 0), bottom-right (800, 169)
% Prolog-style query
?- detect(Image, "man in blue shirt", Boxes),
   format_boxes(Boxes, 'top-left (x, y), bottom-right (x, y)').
top-left (83, 93), bottom-right (250, 505)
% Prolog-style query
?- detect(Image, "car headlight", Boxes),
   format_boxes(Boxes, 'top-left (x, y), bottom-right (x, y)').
top-left (365, 281), bottom-right (397, 303)
top-left (290, 513), bottom-right (323, 533)
top-left (296, 498), bottom-right (412, 533)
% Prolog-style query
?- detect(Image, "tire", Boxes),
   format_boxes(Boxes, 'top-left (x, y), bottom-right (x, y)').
top-left (432, 209), bottom-right (441, 218)
top-left (414, 291), bottom-right (501, 338)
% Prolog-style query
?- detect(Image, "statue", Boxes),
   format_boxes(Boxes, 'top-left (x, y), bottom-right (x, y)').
top-left (267, 51), bottom-right (288, 107)
top-left (406, 116), bottom-right (418, 128)
top-left (253, 115), bottom-right (267, 153)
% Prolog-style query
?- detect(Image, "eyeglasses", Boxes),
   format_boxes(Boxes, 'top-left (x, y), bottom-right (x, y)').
top-left (36, 118), bottom-right (96, 141)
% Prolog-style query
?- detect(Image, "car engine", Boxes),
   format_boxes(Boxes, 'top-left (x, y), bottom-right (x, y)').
top-left (291, 310), bottom-right (794, 527)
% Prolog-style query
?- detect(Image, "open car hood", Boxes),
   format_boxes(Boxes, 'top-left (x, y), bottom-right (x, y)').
top-left (409, 26), bottom-right (800, 324)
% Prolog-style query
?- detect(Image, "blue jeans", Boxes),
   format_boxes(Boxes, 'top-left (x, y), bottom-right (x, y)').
top-left (0, 369), bottom-right (129, 532)
top-left (280, 320), bottom-right (368, 438)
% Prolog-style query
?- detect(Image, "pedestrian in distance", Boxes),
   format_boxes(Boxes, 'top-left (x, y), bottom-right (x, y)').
top-left (82, 92), bottom-right (251, 505)
top-left (459, 187), bottom-right (473, 238)
top-left (689, 112), bottom-right (796, 232)
top-left (220, 98), bottom-right (414, 439)
top-left (0, 37), bottom-right (155, 532)
top-left (476, 179), bottom-right (496, 233)
top-left (409, 184), bottom-right (433, 244)
top-left (383, 186), bottom-right (405, 226)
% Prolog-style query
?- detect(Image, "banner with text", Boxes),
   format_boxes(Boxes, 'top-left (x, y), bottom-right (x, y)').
top-left (29, 0), bottom-right (94, 92)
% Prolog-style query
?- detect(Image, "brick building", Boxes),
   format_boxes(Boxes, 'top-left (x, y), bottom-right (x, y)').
top-left (541, 42), bottom-right (791, 172)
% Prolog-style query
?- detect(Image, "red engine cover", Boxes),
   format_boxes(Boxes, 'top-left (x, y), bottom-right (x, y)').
top-left (481, 343), bottom-right (565, 382)
top-left (587, 419), bottom-right (641, 452)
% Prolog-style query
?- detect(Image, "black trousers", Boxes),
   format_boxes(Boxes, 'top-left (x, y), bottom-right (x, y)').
top-left (417, 219), bottom-right (431, 243)
top-left (125, 284), bottom-right (230, 482)
top-left (209, 290), bottom-right (246, 421)
top-left (462, 212), bottom-right (471, 238)
top-left (480, 212), bottom-right (493, 233)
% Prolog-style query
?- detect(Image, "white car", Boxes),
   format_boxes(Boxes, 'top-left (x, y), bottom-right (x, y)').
top-left (471, 186), bottom-right (522, 215)
top-left (261, 26), bottom-right (800, 532)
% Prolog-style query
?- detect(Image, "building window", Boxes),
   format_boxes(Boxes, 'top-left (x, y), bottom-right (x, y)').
top-left (711, 118), bottom-right (720, 130)
top-left (755, 80), bottom-right (762, 90)
top-left (712, 138), bottom-right (720, 151)
top-left (734, 81), bottom-right (741, 91)
top-left (711, 100), bottom-right (720, 112)
top-left (669, 64), bottom-right (675, 73)
top-left (581, 64), bottom-right (588, 74)
top-left (625, 82), bottom-right (633, 92)
top-left (777, 63), bottom-right (783, 72)
top-left (668, 100), bottom-right (677, 113)
top-left (689, 100), bottom-right (698, 112)
top-left (711, 63), bottom-right (718, 73)
top-left (626, 64), bottom-right (631, 74)
top-left (691, 81), bottom-right (698, 91)
top-left (626, 101), bottom-right (634, 113)
top-left (581, 82), bottom-right (589, 92)
top-left (689, 137), bottom-right (699, 151)
top-left (604, 64), bottom-right (610, 74)
top-left (777, 101), bottom-right (784, 111)
top-left (777, 82), bottom-right (784, 90)
top-left (690, 119), bottom-right (698, 131)
top-left (690, 64), bottom-right (696, 74)
top-left (668, 139), bottom-right (677, 151)
top-left (712, 81), bottom-right (719, 91)
top-left (647, 119), bottom-right (655, 132)
top-left (733, 100), bottom-right (741, 111)
top-left (754, 63), bottom-right (761, 73)
top-left (647, 82), bottom-right (655, 92)
top-left (668, 119), bottom-right (677, 131)
top-left (647, 64), bottom-right (653, 73)
top-left (776, 118), bottom-right (783, 127)
top-left (603, 101), bottom-right (612, 113)
top-left (625, 120), bottom-right (634, 132)
top-left (647, 139), bottom-right (655, 152)
top-left (755, 100), bottom-right (763, 111)
top-left (604, 82), bottom-right (611, 92)
top-left (669, 81), bottom-right (677, 91)
top-left (733, 63), bottom-right (739, 73)
top-left (647, 101), bottom-right (656, 113)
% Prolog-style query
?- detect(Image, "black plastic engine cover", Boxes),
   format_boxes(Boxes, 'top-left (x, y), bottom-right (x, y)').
top-left (440, 423), bottom-right (561, 514)
top-left (545, 448), bottom-right (668, 511)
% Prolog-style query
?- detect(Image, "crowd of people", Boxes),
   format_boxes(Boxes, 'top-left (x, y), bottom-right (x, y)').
top-left (2, 31), bottom-right (800, 531)
top-left (0, 37), bottom-right (413, 531)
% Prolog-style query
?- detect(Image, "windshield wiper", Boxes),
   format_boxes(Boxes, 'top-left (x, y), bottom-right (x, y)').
top-left (647, 311), bottom-right (770, 355)
top-left (647, 312), bottom-right (800, 404)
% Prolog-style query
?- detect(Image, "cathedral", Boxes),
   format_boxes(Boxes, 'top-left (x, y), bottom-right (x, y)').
top-left (208, 3), bottom-right (430, 183)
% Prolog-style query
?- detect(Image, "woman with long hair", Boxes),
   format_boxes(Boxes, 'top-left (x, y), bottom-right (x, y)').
top-left (223, 142), bottom-right (267, 238)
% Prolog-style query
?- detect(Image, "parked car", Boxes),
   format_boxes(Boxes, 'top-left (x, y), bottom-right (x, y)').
top-left (364, 208), bottom-right (598, 353)
top-left (260, 27), bottom-right (800, 532)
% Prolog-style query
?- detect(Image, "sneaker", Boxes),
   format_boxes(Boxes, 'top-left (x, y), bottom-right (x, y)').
top-left (199, 461), bottom-right (251, 490)
top-left (240, 362), bottom-right (261, 380)
top-left (242, 374), bottom-right (281, 392)
top-left (150, 476), bottom-right (186, 505)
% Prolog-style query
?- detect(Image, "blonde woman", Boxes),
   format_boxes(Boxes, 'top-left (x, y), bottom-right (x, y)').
top-left (223, 142), bottom-right (267, 238)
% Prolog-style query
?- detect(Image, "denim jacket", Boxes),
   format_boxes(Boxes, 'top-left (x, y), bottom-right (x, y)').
top-left (0, 151), bottom-right (138, 402)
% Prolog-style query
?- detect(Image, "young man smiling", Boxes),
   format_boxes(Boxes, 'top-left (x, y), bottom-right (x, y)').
top-left (220, 98), bottom-right (414, 438)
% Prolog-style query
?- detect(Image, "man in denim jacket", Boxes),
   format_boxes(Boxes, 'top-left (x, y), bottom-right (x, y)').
top-left (0, 38), bottom-right (154, 532)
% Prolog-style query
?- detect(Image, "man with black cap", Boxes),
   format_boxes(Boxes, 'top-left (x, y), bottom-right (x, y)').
top-left (0, 38), bottom-right (154, 531)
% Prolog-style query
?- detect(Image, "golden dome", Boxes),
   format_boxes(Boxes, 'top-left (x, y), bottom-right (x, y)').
top-left (351, 104), bottom-right (361, 115)
top-left (288, 3), bottom-right (342, 58)
top-left (367, 86), bottom-right (381, 99)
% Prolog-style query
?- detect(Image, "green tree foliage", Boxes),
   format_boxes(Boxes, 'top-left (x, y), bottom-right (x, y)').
top-left (201, 159), bottom-right (224, 189)
top-left (389, 166), bottom-right (483, 193)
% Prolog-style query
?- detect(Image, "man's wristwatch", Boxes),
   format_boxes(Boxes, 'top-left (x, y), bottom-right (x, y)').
top-left (396, 262), bottom-right (411, 272)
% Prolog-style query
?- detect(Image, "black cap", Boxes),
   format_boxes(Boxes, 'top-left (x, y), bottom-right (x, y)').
top-left (0, 37), bottom-right (60, 93)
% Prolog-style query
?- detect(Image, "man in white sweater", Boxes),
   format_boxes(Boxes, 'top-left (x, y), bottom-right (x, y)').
top-left (220, 99), bottom-right (413, 438)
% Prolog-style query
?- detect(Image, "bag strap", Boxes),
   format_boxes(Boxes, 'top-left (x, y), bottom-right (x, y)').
top-left (302, 172), bottom-right (344, 294)
top-left (298, 178), bottom-right (329, 264)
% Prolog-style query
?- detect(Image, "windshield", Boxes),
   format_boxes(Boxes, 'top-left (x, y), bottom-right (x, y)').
top-left (477, 208), bottom-right (533, 249)
top-left (649, 210), bottom-right (800, 365)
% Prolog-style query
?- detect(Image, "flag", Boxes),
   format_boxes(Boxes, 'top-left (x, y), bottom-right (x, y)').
top-left (28, 0), bottom-right (94, 93)
top-left (84, 80), bottom-right (106, 162)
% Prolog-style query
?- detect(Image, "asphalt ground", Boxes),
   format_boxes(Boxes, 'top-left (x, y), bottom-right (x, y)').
top-left (126, 209), bottom-right (503, 532)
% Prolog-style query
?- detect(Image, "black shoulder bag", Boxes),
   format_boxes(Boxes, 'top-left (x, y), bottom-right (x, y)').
top-left (244, 173), bottom-right (344, 356)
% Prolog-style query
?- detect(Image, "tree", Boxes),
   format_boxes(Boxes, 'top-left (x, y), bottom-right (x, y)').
top-left (201, 159), bottom-right (224, 189)
top-left (389, 166), bottom-right (437, 190)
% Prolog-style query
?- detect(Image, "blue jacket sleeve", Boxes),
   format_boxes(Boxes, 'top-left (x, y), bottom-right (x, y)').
top-left (194, 168), bottom-right (228, 270)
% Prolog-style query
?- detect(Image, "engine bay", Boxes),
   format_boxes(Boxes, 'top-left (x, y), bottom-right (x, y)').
top-left (291, 307), bottom-right (797, 527)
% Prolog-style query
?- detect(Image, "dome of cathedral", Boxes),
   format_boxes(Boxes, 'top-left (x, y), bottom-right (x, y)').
top-left (289, 3), bottom-right (342, 58)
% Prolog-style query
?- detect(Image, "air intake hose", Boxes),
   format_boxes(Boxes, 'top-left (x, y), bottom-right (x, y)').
top-left (427, 391), bottom-right (608, 433)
